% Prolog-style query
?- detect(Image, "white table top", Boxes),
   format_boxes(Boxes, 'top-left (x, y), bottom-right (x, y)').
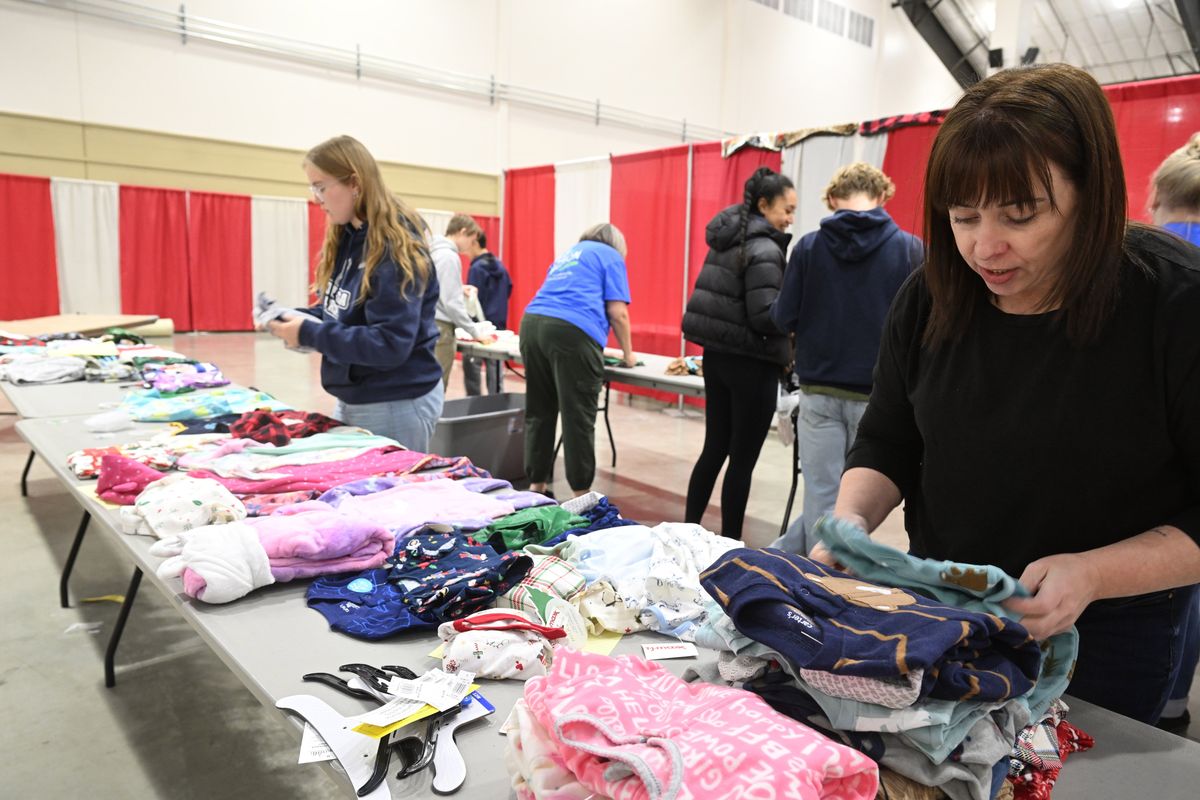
top-left (457, 338), bottom-right (705, 398)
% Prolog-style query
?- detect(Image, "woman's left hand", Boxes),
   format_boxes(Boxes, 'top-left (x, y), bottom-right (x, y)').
top-left (1002, 553), bottom-right (1101, 639)
top-left (268, 317), bottom-right (304, 349)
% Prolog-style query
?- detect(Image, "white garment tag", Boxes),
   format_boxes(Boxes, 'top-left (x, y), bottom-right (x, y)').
top-left (385, 669), bottom-right (476, 712)
top-left (642, 642), bottom-right (699, 660)
top-left (353, 694), bottom-right (427, 729)
top-left (420, 669), bottom-right (476, 711)
top-left (298, 723), bottom-right (336, 764)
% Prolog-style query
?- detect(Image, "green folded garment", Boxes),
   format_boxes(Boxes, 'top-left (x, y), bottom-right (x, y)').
top-left (484, 505), bottom-right (589, 552)
top-left (603, 356), bottom-right (644, 367)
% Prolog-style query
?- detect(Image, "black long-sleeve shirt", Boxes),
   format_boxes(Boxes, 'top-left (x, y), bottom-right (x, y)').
top-left (846, 226), bottom-right (1200, 578)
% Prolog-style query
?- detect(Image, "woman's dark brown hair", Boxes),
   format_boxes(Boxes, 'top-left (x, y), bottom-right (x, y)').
top-left (922, 63), bottom-right (1128, 347)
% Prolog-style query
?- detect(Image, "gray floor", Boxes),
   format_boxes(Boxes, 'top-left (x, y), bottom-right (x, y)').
top-left (1, 332), bottom-right (1195, 798)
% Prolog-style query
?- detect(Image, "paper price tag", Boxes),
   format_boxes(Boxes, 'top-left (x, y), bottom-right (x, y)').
top-left (641, 642), bottom-right (699, 660)
top-left (420, 669), bottom-right (475, 711)
top-left (298, 723), bottom-right (336, 764)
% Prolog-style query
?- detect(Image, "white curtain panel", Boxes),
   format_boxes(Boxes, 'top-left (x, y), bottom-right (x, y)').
top-left (418, 208), bottom-right (456, 240)
top-left (251, 196), bottom-right (309, 307)
top-left (50, 177), bottom-right (121, 314)
top-left (553, 157), bottom-right (611, 259)
top-left (856, 132), bottom-right (888, 170)
top-left (782, 134), bottom-right (861, 244)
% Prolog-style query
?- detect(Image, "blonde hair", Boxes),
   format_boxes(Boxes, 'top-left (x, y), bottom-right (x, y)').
top-left (823, 162), bottom-right (896, 211)
top-left (1151, 133), bottom-right (1200, 213)
top-left (445, 213), bottom-right (482, 239)
top-left (305, 135), bottom-right (430, 301)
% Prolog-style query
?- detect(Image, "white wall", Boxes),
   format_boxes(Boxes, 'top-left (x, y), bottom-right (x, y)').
top-left (0, 0), bottom-right (963, 174)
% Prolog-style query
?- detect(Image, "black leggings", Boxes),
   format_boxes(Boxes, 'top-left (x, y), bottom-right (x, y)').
top-left (685, 349), bottom-right (779, 540)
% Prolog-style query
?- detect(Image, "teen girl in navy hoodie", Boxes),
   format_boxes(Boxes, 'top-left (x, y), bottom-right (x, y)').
top-left (266, 135), bottom-right (443, 450)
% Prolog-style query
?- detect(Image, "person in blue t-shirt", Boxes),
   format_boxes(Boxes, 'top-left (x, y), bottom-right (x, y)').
top-left (1148, 131), bottom-right (1200, 735)
top-left (263, 135), bottom-right (443, 451)
top-left (520, 223), bottom-right (635, 498)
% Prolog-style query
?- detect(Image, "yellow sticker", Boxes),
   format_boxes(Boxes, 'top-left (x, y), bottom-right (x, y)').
top-left (75, 484), bottom-right (121, 509)
top-left (583, 630), bottom-right (624, 656)
top-left (351, 683), bottom-right (480, 739)
top-left (81, 594), bottom-right (125, 604)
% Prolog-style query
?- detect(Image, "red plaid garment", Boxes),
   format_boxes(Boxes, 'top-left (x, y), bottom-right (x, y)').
top-left (229, 410), bottom-right (346, 446)
top-left (858, 109), bottom-right (946, 136)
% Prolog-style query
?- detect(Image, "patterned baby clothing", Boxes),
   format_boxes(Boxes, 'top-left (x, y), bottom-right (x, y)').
top-left (120, 473), bottom-right (247, 538)
top-left (503, 698), bottom-right (612, 800)
top-left (701, 547), bottom-right (1042, 703)
top-left (496, 554), bottom-right (586, 615)
top-left (815, 516), bottom-right (1077, 721)
top-left (439, 608), bottom-right (564, 681)
top-left (524, 649), bottom-right (879, 800)
top-left (228, 409), bottom-right (345, 446)
top-left (97, 454), bottom-right (167, 505)
top-left (117, 386), bottom-right (290, 422)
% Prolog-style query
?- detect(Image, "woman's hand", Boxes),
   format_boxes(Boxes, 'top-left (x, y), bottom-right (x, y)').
top-left (1003, 553), bottom-right (1101, 639)
top-left (268, 317), bottom-right (305, 349)
top-left (620, 353), bottom-right (637, 368)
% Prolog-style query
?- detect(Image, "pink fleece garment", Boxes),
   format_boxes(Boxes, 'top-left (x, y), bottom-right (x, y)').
top-left (97, 454), bottom-right (167, 505)
top-left (331, 478), bottom-right (517, 536)
top-left (524, 650), bottom-right (879, 800)
top-left (185, 446), bottom-right (441, 495)
top-left (179, 502), bottom-right (395, 595)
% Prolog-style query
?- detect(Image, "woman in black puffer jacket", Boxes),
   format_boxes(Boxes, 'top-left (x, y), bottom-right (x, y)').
top-left (681, 167), bottom-right (795, 540)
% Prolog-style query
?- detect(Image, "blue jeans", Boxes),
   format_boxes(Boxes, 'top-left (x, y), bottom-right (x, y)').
top-left (333, 381), bottom-right (444, 453)
top-left (1068, 584), bottom-right (1198, 724)
top-left (772, 390), bottom-right (867, 555)
top-left (1163, 587), bottom-right (1200, 718)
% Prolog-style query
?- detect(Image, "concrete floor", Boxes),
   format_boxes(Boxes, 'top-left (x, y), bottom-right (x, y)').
top-left (1, 332), bottom-right (1195, 798)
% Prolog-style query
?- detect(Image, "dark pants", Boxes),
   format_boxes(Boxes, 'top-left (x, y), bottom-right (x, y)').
top-left (1067, 584), bottom-right (1198, 724)
top-left (463, 355), bottom-right (504, 396)
top-left (685, 349), bottom-right (779, 540)
top-left (520, 313), bottom-right (604, 492)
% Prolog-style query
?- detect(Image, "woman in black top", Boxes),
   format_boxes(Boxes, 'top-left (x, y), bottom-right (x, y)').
top-left (826, 64), bottom-right (1200, 724)
top-left (682, 167), bottom-right (796, 540)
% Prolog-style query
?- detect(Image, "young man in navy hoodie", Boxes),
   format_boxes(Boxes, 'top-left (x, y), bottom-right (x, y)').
top-left (447, 214), bottom-right (512, 395)
top-left (771, 163), bottom-right (922, 556)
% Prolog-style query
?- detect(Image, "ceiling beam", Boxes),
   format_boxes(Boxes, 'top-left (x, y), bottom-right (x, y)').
top-left (892, 0), bottom-right (982, 87)
top-left (1175, 0), bottom-right (1200, 67)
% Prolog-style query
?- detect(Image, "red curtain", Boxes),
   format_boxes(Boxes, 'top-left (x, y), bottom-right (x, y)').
top-left (120, 186), bottom-right (192, 330)
top-left (0, 174), bottom-right (59, 319)
top-left (307, 201), bottom-right (328, 304)
top-left (609, 146), bottom-right (690, 401)
top-left (187, 192), bottom-right (252, 330)
top-left (501, 166), bottom-right (556, 332)
top-left (880, 124), bottom-right (941, 238)
top-left (1104, 74), bottom-right (1200, 222)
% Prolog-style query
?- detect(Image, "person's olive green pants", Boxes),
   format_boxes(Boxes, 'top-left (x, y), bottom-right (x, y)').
top-left (519, 313), bottom-right (604, 491)
top-left (434, 319), bottom-right (457, 388)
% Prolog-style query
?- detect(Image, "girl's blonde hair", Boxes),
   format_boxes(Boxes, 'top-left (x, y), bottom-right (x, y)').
top-left (823, 162), bottom-right (896, 210)
top-left (1151, 132), bottom-right (1200, 213)
top-left (305, 135), bottom-right (430, 301)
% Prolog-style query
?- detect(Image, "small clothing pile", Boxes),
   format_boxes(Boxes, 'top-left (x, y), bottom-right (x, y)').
top-left (483, 505), bottom-right (590, 552)
top-left (228, 409), bottom-right (345, 446)
top-left (140, 361), bottom-right (229, 394)
top-left (153, 500), bottom-right (395, 604)
top-left (120, 473), bottom-right (246, 538)
top-left (665, 355), bottom-right (703, 376)
top-left (0, 352), bottom-right (87, 384)
top-left (306, 530), bottom-right (532, 639)
top-left (118, 386), bottom-right (290, 422)
top-left (507, 649), bottom-right (879, 800)
top-left (1006, 701), bottom-right (1094, 800)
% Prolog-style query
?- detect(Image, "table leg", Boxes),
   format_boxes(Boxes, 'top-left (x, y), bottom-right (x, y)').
top-left (60, 511), bottom-right (91, 608)
top-left (104, 567), bottom-right (143, 689)
top-left (780, 408), bottom-right (801, 539)
top-left (601, 382), bottom-right (616, 468)
top-left (20, 449), bottom-right (35, 496)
